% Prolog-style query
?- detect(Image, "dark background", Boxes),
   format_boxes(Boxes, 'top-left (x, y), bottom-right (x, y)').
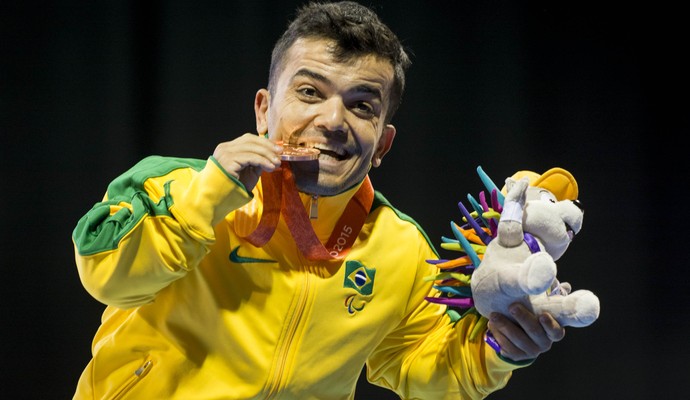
top-left (2, 1), bottom-right (687, 399)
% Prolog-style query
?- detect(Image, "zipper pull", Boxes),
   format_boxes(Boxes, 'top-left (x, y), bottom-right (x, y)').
top-left (135, 360), bottom-right (153, 377)
top-left (310, 194), bottom-right (318, 219)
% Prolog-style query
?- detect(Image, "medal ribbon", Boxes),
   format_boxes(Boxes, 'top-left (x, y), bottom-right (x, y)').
top-left (242, 162), bottom-right (374, 261)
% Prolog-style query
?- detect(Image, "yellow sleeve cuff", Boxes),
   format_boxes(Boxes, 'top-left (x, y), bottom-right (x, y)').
top-left (168, 157), bottom-right (253, 242)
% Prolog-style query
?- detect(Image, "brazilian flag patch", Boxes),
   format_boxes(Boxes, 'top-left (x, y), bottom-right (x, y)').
top-left (344, 260), bottom-right (375, 296)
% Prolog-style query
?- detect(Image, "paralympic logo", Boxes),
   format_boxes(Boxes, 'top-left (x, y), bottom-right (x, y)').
top-left (343, 260), bottom-right (375, 314)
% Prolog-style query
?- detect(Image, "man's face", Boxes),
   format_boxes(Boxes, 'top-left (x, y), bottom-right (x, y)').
top-left (255, 38), bottom-right (396, 196)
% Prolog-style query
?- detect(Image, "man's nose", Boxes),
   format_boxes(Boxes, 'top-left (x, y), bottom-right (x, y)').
top-left (314, 97), bottom-right (346, 133)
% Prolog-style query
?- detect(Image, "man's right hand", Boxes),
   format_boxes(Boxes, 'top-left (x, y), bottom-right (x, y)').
top-left (212, 133), bottom-right (283, 191)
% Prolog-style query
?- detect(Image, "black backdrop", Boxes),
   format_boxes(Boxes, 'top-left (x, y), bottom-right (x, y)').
top-left (2, 1), bottom-right (687, 399)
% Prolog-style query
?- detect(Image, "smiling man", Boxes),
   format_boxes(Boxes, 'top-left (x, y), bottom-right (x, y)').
top-left (72, 2), bottom-right (565, 399)
top-left (257, 37), bottom-right (396, 196)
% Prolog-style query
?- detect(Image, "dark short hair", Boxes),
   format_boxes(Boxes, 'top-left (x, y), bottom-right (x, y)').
top-left (268, 1), bottom-right (411, 123)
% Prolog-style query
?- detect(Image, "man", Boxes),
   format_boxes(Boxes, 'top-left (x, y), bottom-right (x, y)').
top-left (72, 1), bottom-right (564, 399)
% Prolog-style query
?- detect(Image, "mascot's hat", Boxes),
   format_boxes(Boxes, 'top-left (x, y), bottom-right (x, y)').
top-left (509, 168), bottom-right (578, 201)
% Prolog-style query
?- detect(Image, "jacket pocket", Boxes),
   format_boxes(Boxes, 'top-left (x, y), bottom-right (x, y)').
top-left (108, 357), bottom-right (154, 400)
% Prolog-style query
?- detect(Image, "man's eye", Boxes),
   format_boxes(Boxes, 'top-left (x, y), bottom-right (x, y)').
top-left (353, 102), bottom-right (374, 115)
top-left (299, 87), bottom-right (318, 97)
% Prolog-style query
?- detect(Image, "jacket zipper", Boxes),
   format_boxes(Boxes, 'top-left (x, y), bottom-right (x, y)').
top-left (309, 194), bottom-right (318, 219)
top-left (109, 358), bottom-right (153, 400)
top-left (265, 272), bottom-right (312, 398)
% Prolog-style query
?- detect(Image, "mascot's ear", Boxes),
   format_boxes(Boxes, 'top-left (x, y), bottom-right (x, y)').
top-left (504, 177), bottom-right (516, 192)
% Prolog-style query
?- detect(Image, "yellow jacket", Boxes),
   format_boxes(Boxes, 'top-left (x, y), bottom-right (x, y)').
top-left (73, 156), bottom-right (524, 400)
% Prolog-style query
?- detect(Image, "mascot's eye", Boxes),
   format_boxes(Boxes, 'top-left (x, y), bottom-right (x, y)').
top-left (539, 190), bottom-right (557, 203)
top-left (572, 199), bottom-right (584, 211)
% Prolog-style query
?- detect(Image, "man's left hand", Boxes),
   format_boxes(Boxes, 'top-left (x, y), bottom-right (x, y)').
top-left (487, 302), bottom-right (566, 362)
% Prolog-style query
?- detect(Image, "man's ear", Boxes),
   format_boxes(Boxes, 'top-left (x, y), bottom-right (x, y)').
top-left (254, 89), bottom-right (270, 135)
top-left (372, 124), bottom-right (396, 168)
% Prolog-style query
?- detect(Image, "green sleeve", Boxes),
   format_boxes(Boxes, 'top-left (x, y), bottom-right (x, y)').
top-left (72, 155), bottom-right (252, 308)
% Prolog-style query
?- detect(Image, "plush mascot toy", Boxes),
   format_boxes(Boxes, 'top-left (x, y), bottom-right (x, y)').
top-left (425, 167), bottom-right (600, 342)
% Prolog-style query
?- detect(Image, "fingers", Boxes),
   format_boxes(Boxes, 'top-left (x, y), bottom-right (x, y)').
top-left (211, 133), bottom-right (284, 191)
top-left (538, 312), bottom-right (566, 343)
top-left (488, 312), bottom-right (536, 362)
top-left (213, 133), bottom-right (283, 180)
top-left (487, 303), bottom-right (565, 362)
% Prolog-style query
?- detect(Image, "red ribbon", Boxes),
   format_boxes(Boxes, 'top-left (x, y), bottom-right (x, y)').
top-left (241, 163), bottom-right (374, 261)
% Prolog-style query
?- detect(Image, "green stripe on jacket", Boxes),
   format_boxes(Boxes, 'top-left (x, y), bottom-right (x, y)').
top-left (73, 156), bottom-right (206, 256)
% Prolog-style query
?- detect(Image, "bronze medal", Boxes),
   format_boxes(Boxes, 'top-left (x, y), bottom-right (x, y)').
top-left (280, 144), bottom-right (320, 161)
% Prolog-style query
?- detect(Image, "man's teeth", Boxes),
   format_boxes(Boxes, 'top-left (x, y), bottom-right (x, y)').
top-left (298, 142), bottom-right (346, 159)
top-left (317, 149), bottom-right (344, 160)
top-left (317, 147), bottom-right (345, 160)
